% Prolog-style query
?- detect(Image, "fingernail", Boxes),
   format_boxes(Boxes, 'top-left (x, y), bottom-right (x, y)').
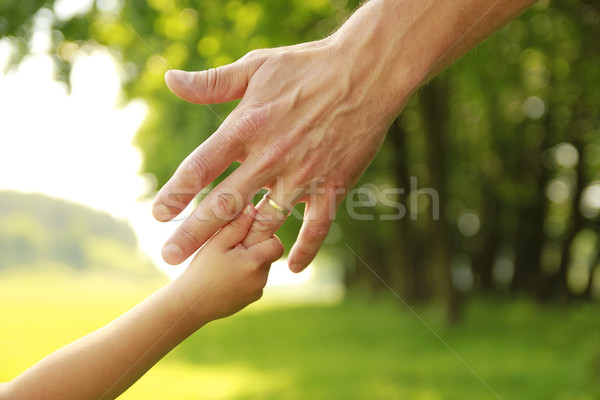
top-left (153, 204), bottom-right (171, 221)
top-left (243, 203), bottom-right (255, 215)
top-left (162, 243), bottom-right (183, 264)
top-left (167, 69), bottom-right (193, 86)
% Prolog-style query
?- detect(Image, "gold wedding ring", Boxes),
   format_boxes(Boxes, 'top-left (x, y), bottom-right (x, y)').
top-left (264, 194), bottom-right (291, 216)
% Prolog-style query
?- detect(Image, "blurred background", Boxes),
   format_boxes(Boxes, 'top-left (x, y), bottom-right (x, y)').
top-left (1, 0), bottom-right (600, 398)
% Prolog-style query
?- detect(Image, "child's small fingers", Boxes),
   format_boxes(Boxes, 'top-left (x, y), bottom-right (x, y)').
top-left (214, 203), bottom-right (255, 248)
top-left (249, 235), bottom-right (285, 265)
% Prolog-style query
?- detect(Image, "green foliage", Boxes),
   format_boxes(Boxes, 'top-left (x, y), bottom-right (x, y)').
top-left (0, 0), bottom-right (48, 65)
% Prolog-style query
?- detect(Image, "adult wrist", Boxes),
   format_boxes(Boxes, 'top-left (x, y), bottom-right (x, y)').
top-left (328, 0), bottom-right (431, 119)
top-left (331, 0), bottom-right (535, 110)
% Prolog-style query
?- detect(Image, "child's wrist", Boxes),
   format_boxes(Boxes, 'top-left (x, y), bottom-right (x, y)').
top-left (168, 274), bottom-right (212, 332)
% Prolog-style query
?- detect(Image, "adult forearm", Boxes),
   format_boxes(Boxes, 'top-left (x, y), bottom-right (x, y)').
top-left (4, 278), bottom-right (203, 400)
top-left (330, 0), bottom-right (536, 118)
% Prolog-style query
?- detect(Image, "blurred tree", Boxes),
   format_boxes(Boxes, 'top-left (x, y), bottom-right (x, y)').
top-left (0, 191), bottom-right (155, 274)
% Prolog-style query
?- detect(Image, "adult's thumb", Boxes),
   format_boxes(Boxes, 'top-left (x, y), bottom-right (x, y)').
top-left (165, 52), bottom-right (266, 105)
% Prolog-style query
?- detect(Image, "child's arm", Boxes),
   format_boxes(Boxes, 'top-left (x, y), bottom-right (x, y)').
top-left (0, 203), bottom-right (283, 400)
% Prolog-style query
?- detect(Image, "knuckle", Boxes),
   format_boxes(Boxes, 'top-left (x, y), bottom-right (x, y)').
top-left (252, 141), bottom-right (289, 178)
top-left (270, 50), bottom-right (294, 67)
top-left (201, 68), bottom-right (222, 92)
top-left (323, 174), bottom-right (346, 192)
top-left (248, 214), bottom-right (275, 237)
top-left (209, 191), bottom-right (238, 220)
top-left (265, 238), bottom-right (284, 261)
top-left (263, 140), bottom-right (290, 163)
top-left (232, 109), bottom-right (268, 140)
top-left (243, 49), bottom-right (265, 64)
top-left (162, 192), bottom-right (189, 214)
top-left (250, 246), bottom-right (268, 264)
top-left (184, 153), bottom-right (212, 188)
top-left (178, 224), bottom-right (202, 249)
top-left (288, 160), bottom-right (317, 187)
top-left (304, 223), bottom-right (330, 242)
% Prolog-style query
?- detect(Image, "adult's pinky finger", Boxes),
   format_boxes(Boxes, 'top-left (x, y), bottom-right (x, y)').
top-left (287, 199), bottom-right (334, 273)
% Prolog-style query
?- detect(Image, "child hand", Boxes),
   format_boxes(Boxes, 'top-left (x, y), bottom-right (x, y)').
top-left (174, 203), bottom-right (284, 325)
top-left (0, 204), bottom-right (283, 400)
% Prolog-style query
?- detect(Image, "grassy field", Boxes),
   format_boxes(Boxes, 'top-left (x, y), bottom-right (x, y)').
top-left (1, 271), bottom-right (599, 399)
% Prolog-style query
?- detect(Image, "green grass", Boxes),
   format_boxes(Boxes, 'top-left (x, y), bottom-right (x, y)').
top-left (1, 272), bottom-right (599, 399)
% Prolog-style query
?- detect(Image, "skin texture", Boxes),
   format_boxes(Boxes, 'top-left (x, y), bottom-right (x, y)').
top-left (153, 0), bottom-right (537, 272)
top-left (0, 204), bottom-right (283, 400)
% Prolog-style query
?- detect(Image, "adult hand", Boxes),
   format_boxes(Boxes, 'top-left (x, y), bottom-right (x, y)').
top-left (153, 0), bottom-right (535, 271)
top-left (154, 39), bottom-right (401, 272)
top-left (153, 7), bottom-right (410, 272)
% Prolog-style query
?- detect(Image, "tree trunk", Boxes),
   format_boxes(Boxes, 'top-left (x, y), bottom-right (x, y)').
top-left (511, 116), bottom-right (550, 300)
top-left (418, 77), bottom-right (461, 323)
top-left (471, 184), bottom-right (499, 292)
top-left (387, 117), bottom-right (422, 301)
top-left (551, 137), bottom-right (587, 301)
